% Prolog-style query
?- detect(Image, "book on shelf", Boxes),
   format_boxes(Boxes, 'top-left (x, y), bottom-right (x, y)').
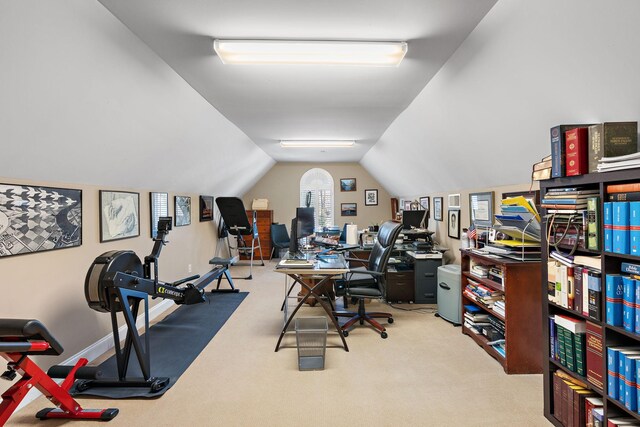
top-left (534, 155), bottom-right (552, 171)
top-left (589, 122), bottom-right (639, 173)
top-left (588, 272), bottom-right (602, 321)
top-left (551, 124), bottom-right (587, 178)
top-left (566, 127), bottom-right (589, 176)
top-left (532, 168), bottom-right (552, 181)
top-left (605, 274), bottom-right (624, 327)
top-left (613, 202), bottom-right (631, 254)
top-left (604, 202), bottom-right (613, 252)
top-left (587, 197), bottom-right (601, 251)
top-left (586, 321), bottom-right (604, 390)
top-left (584, 397), bottom-right (603, 427)
top-left (608, 191), bottom-right (640, 202)
top-left (573, 255), bottom-right (601, 271)
top-left (592, 407), bottom-right (604, 427)
top-left (608, 182), bottom-right (640, 194)
top-left (621, 262), bottom-right (640, 275)
top-left (631, 201), bottom-right (640, 255)
top-left (623, 276), bottom-right (636, 333)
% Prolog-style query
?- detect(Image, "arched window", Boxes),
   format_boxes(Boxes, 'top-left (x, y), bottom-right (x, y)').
top-left (300, 168), bottom-right (334, 229)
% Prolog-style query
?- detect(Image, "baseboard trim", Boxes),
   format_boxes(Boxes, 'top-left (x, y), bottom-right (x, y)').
top-left (15, 299), bottom-right (174, 412)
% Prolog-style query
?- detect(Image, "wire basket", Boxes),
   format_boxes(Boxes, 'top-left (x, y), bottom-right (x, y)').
top-left (295, 316), bottom-right (328, 371)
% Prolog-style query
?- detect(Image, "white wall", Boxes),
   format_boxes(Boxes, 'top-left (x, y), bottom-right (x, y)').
top-left (0, 0), bottom-right (274, 196)
top-left (362, 0), bottom-right (640, 197)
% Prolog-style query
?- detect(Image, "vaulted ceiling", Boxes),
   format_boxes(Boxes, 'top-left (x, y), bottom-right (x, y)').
top-left (98, 0), bottom-right (497, 162)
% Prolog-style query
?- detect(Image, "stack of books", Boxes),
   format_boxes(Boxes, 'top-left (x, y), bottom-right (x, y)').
top-left (469, 263), bottom-right (489, 278)
top-left (550, 314), bottom-right (587, 376)
top-left (551, 370), bottom-right (600, 427)
top-left (532, 155), bottom-right (552, 181)
top-left (493, 300), bottom-right (505, 318)
top-left (598, 151), bottom-right (640, 173)
top-left (463, 308), bottom-right (490, 335)
top-left (464, 279), bottom-right (504, 310)
top-left (541, 187), bottom-right (600, 213)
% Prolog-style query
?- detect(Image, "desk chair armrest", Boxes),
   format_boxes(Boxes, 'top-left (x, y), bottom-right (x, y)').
top-left (344, 257), bottom-right (368, 264)
top-left (347, 269), bottom-right (384, 278)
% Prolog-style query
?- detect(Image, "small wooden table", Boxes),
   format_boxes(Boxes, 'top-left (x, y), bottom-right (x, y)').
top-left (274, 255), bottom-right (350, 352)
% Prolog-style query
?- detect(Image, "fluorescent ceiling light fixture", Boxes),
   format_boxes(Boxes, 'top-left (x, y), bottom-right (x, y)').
top-left (280, 140), bottom-right (355, 148)
top-left (214, 40), bottom-right (407, 66)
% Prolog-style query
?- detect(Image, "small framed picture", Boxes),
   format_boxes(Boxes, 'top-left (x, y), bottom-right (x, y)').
top-left (341, 203), bottom-right (357, 216)
top-left (100, 190), bottom-right (140, 242)
top-left (364, 189), bottom-right (378, 206)
top-left (340, 178), bottom-right (356, 192)
top-left (175, 196), bottom-right (191, 227)
top-left (419, 196), bottom-right (430, 211)
top-left (199, 195), bottom-right (214, 222)
top-left (403, 200), bottom-right (411, 211)
top-left (433, 197), bottom-right (443, 221)
top-left (150, 192), bottom-right (169, 238)
top-left (448, 209), bottom-right (460, 239)
top-left (448, 193), bottom-right (461, 209)
top-left (469, 191), bottom-right (494, 228)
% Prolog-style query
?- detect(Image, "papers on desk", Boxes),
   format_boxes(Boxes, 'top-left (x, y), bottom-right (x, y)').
top-left (277, 259), bottom-right (313, 269)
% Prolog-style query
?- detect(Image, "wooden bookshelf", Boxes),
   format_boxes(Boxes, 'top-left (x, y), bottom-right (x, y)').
top-left (460, 250), bottom-right (542, 374)
top-left (541, 169), bottom-right (640, 426)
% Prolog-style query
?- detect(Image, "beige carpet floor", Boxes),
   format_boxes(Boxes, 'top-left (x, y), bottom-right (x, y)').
top-left (6, 261), bottom-right (551, 426)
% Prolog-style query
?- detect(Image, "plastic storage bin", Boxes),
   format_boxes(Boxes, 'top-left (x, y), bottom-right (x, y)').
top-left (295, 317), bottom-right (328, 371)
top-left (437, 265), bottom-right (462, 325)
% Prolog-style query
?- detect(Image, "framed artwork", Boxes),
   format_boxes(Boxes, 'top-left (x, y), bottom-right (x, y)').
top-left (419, 196), bottom-right (430, 211)
top-left (433, 197), bottom-right (443, 221)
top-left (175, 196), bottom-right (191, 227)
top-left (403, 200), bottom-right (411, 211)
top-left (100, 190), bottom-right (139, 242)
top-left (469, 191), bottom-right (494, 228)
top-left (0, 183), bottom-right (82, 257)
top-left (448, 193), bottom-right (461, 209)
top-left (341, 203), bottom-right (357, 216)
top-left (340, 178), bottom-right (356, 192)
top-left (150, 192), bottom-right (169, 238)
top-left (364, 189), bottom-right (378, 206)
top-left (448, 209), bottom-right (460, 239)
top-left (199, 195), bottom-right (214, 222)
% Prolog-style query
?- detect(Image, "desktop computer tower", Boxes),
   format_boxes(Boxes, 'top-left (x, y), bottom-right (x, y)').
top-left (436, 265), bottom-right (461, 325)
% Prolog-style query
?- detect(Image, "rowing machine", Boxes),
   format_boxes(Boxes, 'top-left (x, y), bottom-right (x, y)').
top-left (0, 319), bottom-right (118, 424)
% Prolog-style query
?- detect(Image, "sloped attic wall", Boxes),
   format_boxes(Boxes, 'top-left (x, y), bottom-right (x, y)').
top-left (362, 0), bottom-right (640, 197)
top-left (0, 1), bottom-right (273, 359)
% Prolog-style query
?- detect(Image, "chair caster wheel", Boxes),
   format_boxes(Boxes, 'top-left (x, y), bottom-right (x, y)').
top-left (381, 331), bottom-right (388, 339)
top-left (388, 318), bottom-right (394, 324)
top-left (343, 330), bottom-right (349, 337)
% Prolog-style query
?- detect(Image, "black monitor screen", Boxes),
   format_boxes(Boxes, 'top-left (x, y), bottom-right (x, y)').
top-left (296, 207), bottom-right (315, 238)
top-left (403, 210), bottom-right (428, 229)
top-left (289, 218), bottom-right (298, 254)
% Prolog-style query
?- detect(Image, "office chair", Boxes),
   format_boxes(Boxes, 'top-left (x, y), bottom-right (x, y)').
top-left (333, 220), bottom-right (403, 339)
top-left (270, 223), bottom-right (290, 259)
top-left (338, 223), bottom-right (348, 245)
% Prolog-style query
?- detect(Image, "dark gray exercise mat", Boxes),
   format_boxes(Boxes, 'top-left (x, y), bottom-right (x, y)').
top-left (71, 292), bottom-right (248, 399)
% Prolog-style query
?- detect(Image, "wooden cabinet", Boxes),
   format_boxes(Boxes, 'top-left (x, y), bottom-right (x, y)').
top-left (461, 249), bottom-right (542, 374)
top-left (540, 169), bottom-right (640, 426)
top-left (239, 210), bottom-right (273, 261)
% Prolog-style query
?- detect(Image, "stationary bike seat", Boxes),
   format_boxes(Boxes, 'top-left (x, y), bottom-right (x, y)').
top-left (0, 319), bottom-right (63, 355)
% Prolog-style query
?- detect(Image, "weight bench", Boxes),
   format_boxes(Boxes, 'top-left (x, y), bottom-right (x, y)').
top-left (207, 256), bottom-right (239, 293)
top-left (0, 319), bottom-right (118, 424)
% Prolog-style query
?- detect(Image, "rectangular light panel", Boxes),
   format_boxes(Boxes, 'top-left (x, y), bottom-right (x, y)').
top-left (214, 40), bottom-right (407, 66)
top-left (280, 140), bottom-right (355, 148)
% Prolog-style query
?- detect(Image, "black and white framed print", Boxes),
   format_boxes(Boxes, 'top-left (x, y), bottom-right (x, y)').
top-left (364, 189), bottom-right (378, 206)
top-left (150, 192), bottom-right (169, 238)
top-left (433, 197), bottom-right (443, 221)
top-left (0, 183), bottom-right (82, 257)
top-left (175, 196), bottom-right (191, 227)
top-left (100, 190), bottom-right (139, 242)
top-left (447, 209), bottom-right (460, 239)
top-left (420, 196), bottom-right (430, 211)
top-left (199, 195), bottom-right (214, 222)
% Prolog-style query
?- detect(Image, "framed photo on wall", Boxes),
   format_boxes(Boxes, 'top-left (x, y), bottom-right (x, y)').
top-left (199, 195), bottom-right (214, 222)
top-left (340, 178), bottom-right (356, 192)
top-left (448, 209), bottom-right (460, 239)
top-left (403, 200), bottom-right (411, 211)
top-left (364, 189), bottom-right (378, 206)
top-left (150, 192), bottom-right (169, 238)
top-left (0, 183), bottom-right (82, 257)
top-left (419, 196), bottom-right (430, 211)
top-left (341, 203), bottom-right (357, 216)
top-left (175, 196), bottom-right (191, 227)
top-left (469, 191), bottom-right (494, 228)
top-left (100, 190), bottom-right (140, 242)
top-left (433, 197), bottom-right (443, 221)
top-left (448, 193), bottom-right (461, 209)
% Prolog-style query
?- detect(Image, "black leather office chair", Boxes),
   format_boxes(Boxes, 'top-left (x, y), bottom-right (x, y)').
top-left (333, 220), bottom-right (403, 339)
top-left (270, 223), bottom-right (290, 259)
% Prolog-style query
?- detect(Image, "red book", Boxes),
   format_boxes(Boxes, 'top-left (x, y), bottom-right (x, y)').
top-left (586, 321), bottom-right (604, 390)
top-left (566, 127), bottom-right (589, 176)
top-left (584, 396), bottom-right (603, 427)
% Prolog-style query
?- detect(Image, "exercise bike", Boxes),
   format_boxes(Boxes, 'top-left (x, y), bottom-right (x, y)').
top-left (0, 319), bottom-right (118, 423)
top-left (81, 217), bottom-right (205, 393)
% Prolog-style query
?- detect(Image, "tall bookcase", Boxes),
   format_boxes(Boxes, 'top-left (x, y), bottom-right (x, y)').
top-left (460, 250), bottom-right (542, 374)
top-left (541, 169), bottom-right (640, 425)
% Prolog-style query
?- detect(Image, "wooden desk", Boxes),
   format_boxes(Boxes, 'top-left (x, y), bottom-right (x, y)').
top-left (274, 257), bottom-right (349, 352)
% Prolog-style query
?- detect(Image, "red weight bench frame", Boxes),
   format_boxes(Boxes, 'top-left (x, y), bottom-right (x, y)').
top-left (0, 319), bottom-right (118, 424)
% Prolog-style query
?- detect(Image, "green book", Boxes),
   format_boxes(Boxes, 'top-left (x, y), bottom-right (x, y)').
top-left (587, 196), bottom-right (600, 251)
top-left (575, 332), bottom-right (586, 376)
top-left (564, 328), bottom-right (576, 372)
top-left (557, 325), bottom-right (567, 366)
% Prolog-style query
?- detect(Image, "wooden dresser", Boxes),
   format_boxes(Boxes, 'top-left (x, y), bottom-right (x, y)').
top-left (240, 209), bottom-right (273, 260)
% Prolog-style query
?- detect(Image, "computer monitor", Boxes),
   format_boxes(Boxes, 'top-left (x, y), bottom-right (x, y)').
top-left (296, 207), bottom-right (315, 238)
top-left (403, 210), bottom-right (429, 230)
top-left (289, 218), bottom-right (299, 255)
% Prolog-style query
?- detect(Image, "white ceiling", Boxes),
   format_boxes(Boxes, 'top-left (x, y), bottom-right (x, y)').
top-left (98, 0), bottom-right (497, 162)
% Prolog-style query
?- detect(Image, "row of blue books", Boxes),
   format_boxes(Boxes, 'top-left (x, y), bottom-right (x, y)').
top-left (604, 201), bottom-right (640, 254)
top-left (607, 346), bottom-right (640, 413)
top-left (605, 263), bottom-right (640, 332)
